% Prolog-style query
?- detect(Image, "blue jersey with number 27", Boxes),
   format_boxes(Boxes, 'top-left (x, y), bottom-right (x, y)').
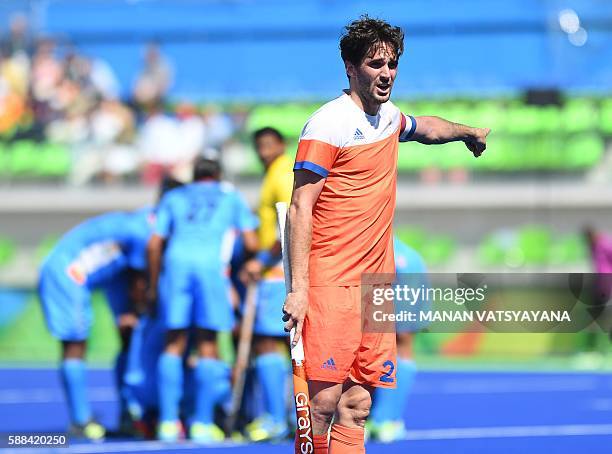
top-left (155, 181), bottom-right (258, 268)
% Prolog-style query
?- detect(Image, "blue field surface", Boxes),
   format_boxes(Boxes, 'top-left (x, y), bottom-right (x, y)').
top-left (1, 367), bottom-right (611, 453)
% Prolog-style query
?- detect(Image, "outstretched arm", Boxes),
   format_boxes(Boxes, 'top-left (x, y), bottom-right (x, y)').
top-left (408, 115), bottom-right (490, 157)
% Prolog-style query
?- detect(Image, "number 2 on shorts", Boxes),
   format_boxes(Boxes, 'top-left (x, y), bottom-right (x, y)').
top-left (379, 360), bottom-right (395, 383)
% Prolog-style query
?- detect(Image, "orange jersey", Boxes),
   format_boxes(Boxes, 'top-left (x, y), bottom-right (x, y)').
top-left (294, 92), bottom-right (416, 286)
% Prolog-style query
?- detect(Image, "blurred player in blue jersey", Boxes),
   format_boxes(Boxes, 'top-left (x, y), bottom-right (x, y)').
top-left (121, 231), bottom-right (250, 440)
top-left (367, 236), bottom-right (427, 442)
top-left (240, 127), bottom-right (293, 441)
top-left (38, 207), bottom-right (155, 440)
top-left (147, 156), bottom-right (258, 443)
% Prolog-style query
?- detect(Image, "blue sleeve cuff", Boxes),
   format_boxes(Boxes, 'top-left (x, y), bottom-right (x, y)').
top-left (294, 161), bottom-right (329, 178)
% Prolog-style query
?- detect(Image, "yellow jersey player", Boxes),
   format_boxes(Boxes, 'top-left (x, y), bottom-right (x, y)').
top-left (242, 127), bottom-right (294, 441)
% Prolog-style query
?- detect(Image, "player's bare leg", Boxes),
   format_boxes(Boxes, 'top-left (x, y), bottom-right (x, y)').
top-left (190, 328), bottom-right (227, 443)
top-left (62, 340), bottom-right (86, 359)
top-left (157, 329), bottom-right (188, 441)
top-left (334, 381), bottom-right (374, 428)
top-left (60, 340), bottom-right (105, 440)
top-left (329, 381), bottom-right (373, 453)
top-left (306, 381), bottom-right (342, 453)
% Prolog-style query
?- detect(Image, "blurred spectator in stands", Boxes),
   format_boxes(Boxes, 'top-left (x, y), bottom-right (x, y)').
top-left (29, 38), bottom-right (64, 138)
top-left (45, 79), bottom-right (90, 144)
top-left (1, 13), bottom-right (33, 58)
top-left (220, 138), bottom-right (250, 181)
top-left (69, 98), bottom-right (138, 185)
top-left (202, 105), bottom-right (234, 149)
top-left (172, 101), bottom-right (206, 181)
top-left (92, 98), bottom-right (138, 184)
top-left (65, 51), bottom-right (120, 102)
top-left (132, 43), bottom-right (173, 113)
top-left (89, 58), bottom-right (121, 101)
top-left (0, 50), bottom-right (29, 137)
top-left (137, 102), bottom-right (181, 184)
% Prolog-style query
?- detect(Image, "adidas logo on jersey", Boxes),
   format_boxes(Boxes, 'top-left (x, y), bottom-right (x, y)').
top-left (321, 357), bottom-right (337, 370)
top-left (353, 128), bottom-right (365, 140)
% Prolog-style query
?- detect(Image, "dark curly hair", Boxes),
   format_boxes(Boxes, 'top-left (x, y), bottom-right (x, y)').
top-left (340, 15), bottom-right (404, 67)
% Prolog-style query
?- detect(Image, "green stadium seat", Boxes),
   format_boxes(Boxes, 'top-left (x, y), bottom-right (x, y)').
top-left (516, 226), bottom-right (552, 265)
top-left (243, 98), bottom-right (603, 175)
top-left (36, 143), bottom-right (71, 178)
top-left (434, 141), bottom-right (472, 171)
top-left (0, 143), bottom-right (8, 177)
top-left (562, 133), bottom-right (604, 169)
top-left (408, 101), bottom-right (443, 118)
top-left (246, 104), bottom-right (313, 139)
top-left (471, 101), bottom-right (505, 133)
top-left (525, 133), bottom-right (563, 170)
top-left (0, 236), bottom-right (16, 267)
top-left (395, 228), bottom-right (455, 265)
top-left (8, 141), bottom-right (38, 177)
top-left (538, 106), bottom-right (562, 133)
top-left (398, 142), bottom-right (436, 171)
top-left (478, 236), bottom-right (507, 266)
top-left (599, 99), bottom-right (612, 135)
top-left (442, 101), bottom-right (472, 124)
top-left (421, 235), bottom-right (456, 265)
top-left (550, 234), bottom-right (587, 265)
top-left (471, 134), bottom-right (507, 171)
top-left (490, 135), bottom-right (528, 171)
top-left (395, 227), bottom-right (427, 253)
top-left (504, 105), bottom-right (544, 134)
top-left (562, 99), bottom-right (598, 133)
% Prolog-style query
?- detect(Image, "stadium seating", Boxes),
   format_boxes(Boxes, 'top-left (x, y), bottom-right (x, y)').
top-left (393, 224), bottom-right (588, 268)
top-left (395, 226), bottom-right (457, 266)
top-left (477, 225), bottom-right (587, 267)
top-left (601, 99), bottom-right (612, 134)
top-left (1, 97), bottom-right (609, 181)
top-left (0, 237), bottom-right (16, 267)
top-left (244, 97), bottom-right (609, 175)
top-left (4, 141), bottom-right (71, 180)
top-left (0, 144), bottom-right (8, 178)
top-left (8, 141), bottom-right (39, 177)
top-left (36, 143), bottom-right (71, 178)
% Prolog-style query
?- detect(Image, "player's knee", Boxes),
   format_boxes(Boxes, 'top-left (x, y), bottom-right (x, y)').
top-left (338, 390), bottom-right (372, 427)
top-left (310, 392), bottom-right (338, 429)
top-left (62, 340), bottom-right (86, 359)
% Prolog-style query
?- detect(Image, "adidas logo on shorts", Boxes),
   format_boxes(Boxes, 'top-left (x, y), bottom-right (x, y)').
top-left (321, 357), bottom-right (337, 370)
top-left (353, 128), bottom-right (365, 140)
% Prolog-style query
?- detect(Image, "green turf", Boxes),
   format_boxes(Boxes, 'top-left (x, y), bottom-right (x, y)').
top-left (0, 293), bottom-right (120, 365)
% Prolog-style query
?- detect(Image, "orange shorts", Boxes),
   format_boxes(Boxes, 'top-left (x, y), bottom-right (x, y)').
top-left (303, 286), bottom-right (397, 388)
